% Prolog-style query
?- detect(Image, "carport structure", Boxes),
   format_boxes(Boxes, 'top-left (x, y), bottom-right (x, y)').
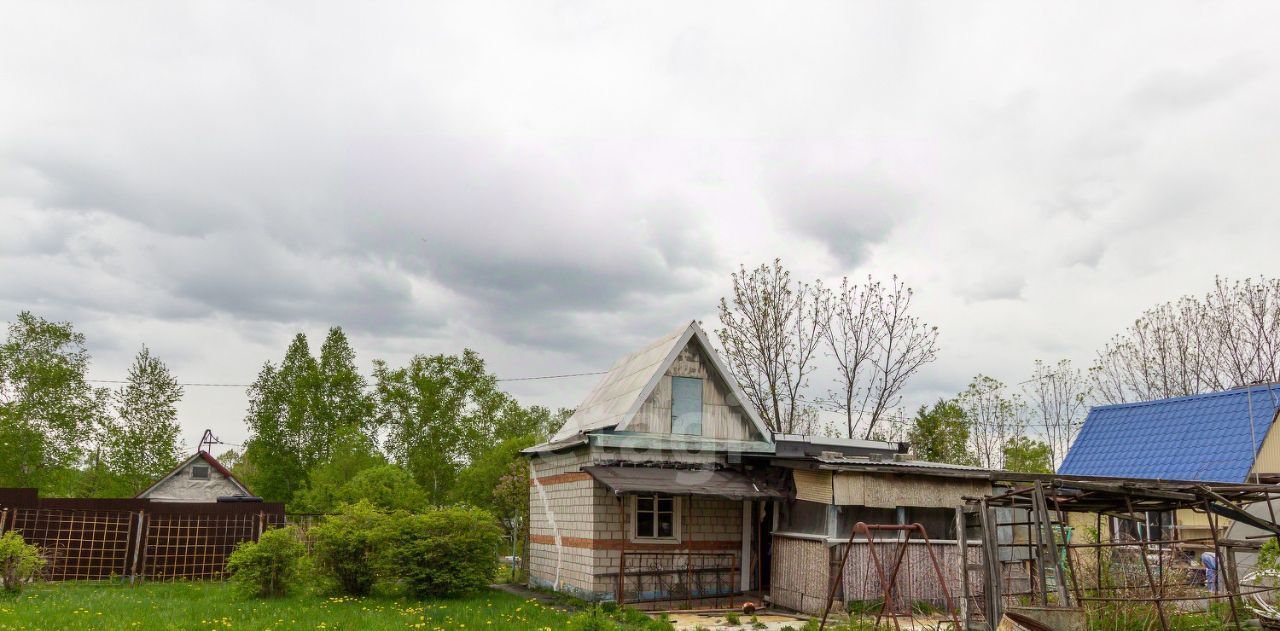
top-left (973, 474), bottom-right (1280, 631)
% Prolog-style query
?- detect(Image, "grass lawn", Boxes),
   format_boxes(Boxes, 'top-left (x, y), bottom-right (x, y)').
top-left (0, 581), bottom-right (573, 631)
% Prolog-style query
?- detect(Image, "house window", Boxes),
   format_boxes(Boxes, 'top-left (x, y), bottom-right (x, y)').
top-left (191, 465), bottom-right (210, 480)
top-left (671, 376), bottom-right (703, 435)
top-left (1114, 510), bottom-right (1174, 541)
top-left (778, 500), bottom-right (830, 537)
top-left (632, 494), bottom-right (680, 541)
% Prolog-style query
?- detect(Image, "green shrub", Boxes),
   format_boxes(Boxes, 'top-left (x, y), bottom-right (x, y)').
top-left (225, 526), bottom-right (304, 597)
top-left (725, 611), bottom-right (741, 625)
top-left (382, 506), bottom-right (502, 597)
top-left (0, 531), bottom-right (44, 592)
top-left (310, 501), bottom-right (389, 595)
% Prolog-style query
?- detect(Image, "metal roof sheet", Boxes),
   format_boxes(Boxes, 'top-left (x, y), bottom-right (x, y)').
top-left (810, 455), bottom-right (993, 478)
top-left (1059, 384), bottom-right (1280, 483)
top-left (583, 465), bottom-right (786, 500)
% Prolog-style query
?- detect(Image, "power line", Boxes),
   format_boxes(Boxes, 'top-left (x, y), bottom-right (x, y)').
top-left (87, 369), bottom-right (609, 389)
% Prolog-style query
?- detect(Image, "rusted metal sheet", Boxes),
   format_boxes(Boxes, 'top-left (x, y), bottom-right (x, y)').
top-left (583, 466), bottom-right (784, 500)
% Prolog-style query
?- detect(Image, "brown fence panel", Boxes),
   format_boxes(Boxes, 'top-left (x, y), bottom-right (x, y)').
top-left (0, 489), bottom-right (287, 582)
top-left (143, 512), bottom-right (262, 580)
top-left (10, 508), bottom-right (135, 580)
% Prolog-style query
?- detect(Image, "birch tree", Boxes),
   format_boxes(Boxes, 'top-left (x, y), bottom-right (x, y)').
top-left (716, 260), bottom-right (827, 434)
top-left (858, 276), bottom-right (940, 439)
top-left (822, 276), bottom-right (882, 439)
top-left (1023, 359), bottom-right (1089, 471)
top-left (105, 346), bottom-right (184, 494)
top-left (0, 312), bottom-right (109, 491)
top-left (1092, 276), bottom-right (1280, 404)
top-left (959, 375), bottom-right (1026, 470)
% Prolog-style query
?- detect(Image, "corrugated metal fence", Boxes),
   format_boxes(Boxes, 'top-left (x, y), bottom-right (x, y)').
top-left (0, 488), bottom-right (287, 582)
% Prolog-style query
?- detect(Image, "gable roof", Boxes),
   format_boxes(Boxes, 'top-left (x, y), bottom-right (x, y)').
top-left (548, 320), bottom-right (771, 443)
top-left (1059, 384), bottom-right (1280, 483)
top-left (135, 451), bottom-right (252, 499)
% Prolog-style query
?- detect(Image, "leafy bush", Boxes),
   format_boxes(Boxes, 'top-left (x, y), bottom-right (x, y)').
top-left (0, 531), bottom-right (44, 592)
top-left (225, 526), bottom-right (304, 597)
top-left (310, 501), bottom-right (390, 595)
top-left (382, 507), bottom-right (502, 597)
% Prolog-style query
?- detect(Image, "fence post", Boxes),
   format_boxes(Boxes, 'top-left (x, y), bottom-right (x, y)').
top-left (0, 508), bottom-right (7, 536)
top-left (130, 510), bottom-right (145, 585)
top-left (257, 511), bottom-right (265, 540)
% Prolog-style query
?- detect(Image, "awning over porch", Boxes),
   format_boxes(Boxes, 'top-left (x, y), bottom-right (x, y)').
top-left (583, 466), bottom-right (786, 501)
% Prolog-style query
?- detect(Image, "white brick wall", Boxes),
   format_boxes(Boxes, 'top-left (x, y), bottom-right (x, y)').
top-left (527, 444), bottom-right (748, 601)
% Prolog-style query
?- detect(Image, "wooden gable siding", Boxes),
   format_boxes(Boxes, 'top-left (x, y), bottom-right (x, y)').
top-left (1250, 409), bottom-right (1280, 478)
top-left (627, 340), bottom-right (755, 441)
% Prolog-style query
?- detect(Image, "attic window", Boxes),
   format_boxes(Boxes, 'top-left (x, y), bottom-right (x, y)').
top-left (671, 376), bottom-right (702, 435)
top-left (191, 465), bottom-right (210, 480)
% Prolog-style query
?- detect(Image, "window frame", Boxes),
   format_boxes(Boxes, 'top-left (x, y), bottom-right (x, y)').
top-left (670, 376), bottom-right (704, 436)
top-left (191, 464), bottom-right (210, 480)
top-left (629, 494), bottom-right (683, 544)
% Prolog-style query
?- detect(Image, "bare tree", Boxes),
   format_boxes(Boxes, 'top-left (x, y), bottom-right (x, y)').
top-left (1091, 276), bottom-right (1280, 404)
top-left (859, 277), bottom-right (940, 439)
top-left (1023, 359), bottom-right (1090, 471)
top-left (822, 276), bottom-right (883, 439)
top-left (959, 375), bottom-right (1026, 470)
top-left (716, 260), bottom-right (827, 434)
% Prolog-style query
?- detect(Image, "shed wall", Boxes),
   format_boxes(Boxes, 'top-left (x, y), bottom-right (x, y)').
top-left (140, 458), bottom-right (243, 502)
top-left (526, 445), bottom-right (745, 602)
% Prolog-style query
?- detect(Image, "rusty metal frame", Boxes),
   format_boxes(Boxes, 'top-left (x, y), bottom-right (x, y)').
top-left (975, 476), bottom-right (1280, 631)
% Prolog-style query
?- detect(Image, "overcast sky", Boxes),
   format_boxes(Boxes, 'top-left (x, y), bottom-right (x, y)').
top-left (3, 1), bottom-right (1279, 450)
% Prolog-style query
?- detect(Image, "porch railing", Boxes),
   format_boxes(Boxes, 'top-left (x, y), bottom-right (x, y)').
top-left (614, 550), bottom-right (740, 608)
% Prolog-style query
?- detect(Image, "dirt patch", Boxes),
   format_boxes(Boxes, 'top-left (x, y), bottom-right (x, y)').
top-left (662, 610), bottom-right (808, 630)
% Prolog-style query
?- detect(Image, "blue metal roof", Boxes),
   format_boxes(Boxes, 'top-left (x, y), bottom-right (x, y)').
top-left (1059, 385), bottom-right (1280, 482)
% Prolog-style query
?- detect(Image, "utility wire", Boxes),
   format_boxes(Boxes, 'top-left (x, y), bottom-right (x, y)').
top-left (87, 370), bottom-right (609, 389)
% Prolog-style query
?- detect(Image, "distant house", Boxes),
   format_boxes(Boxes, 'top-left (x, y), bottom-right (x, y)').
top-left (1059, 384), bottom-right (1280, 542)
top-left (136, 451), bottom-right (252, 503)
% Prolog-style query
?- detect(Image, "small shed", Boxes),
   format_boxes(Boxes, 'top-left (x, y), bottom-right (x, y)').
top-left (136, 451), bottom-right (251, 503)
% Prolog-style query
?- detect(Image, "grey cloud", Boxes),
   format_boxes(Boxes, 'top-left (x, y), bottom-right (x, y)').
top-left (770, 169), bottom-right (911, 268)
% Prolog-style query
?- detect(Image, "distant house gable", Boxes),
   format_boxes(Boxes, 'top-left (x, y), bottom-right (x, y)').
top-left (136, 451), bottom-right (252, 502)
top-left (549, 320), bottom-right (770, 444)
top-left (1059, 384), bottom-right (1280, 482)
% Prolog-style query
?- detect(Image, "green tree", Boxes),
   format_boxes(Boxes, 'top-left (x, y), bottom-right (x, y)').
top-left (453, 436), bottom-right (533, 517)
top-left (907, 399), bottom-right (977, 466)
top-left (336, 464), bottom-right (427, 512)
top-left (243, 328), bottom-right (374, 503)
top-left (958, 374), bottom-right (1027, 470)
top-left (313, 328), bottom-right (375, 462)
top-left (242, 338), bottom-right (311, 502)
top-left (374, 349), bottom-right (525, 504)
top-left (0, 312), bottom-right (109, 491)
top-left (291, 431), bottom-right (387, 513)
top-left (1002, 436), bottom-right (1053, 473)
top-left (104, 346), bottom-right (184, 495)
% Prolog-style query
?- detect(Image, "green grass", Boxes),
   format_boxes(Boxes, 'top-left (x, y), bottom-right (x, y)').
top-left (0, 581), bottom-right (573, 631)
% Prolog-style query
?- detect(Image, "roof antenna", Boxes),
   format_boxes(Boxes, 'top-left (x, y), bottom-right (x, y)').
top-left (198, 429), bottom-right (219, 454)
